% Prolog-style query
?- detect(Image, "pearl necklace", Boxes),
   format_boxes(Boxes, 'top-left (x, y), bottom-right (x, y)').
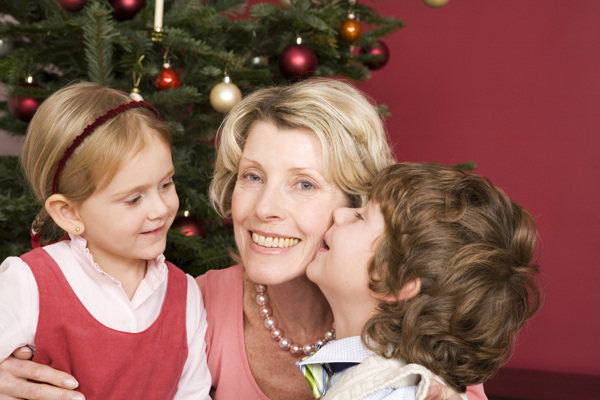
top-left (255, 284), bottom-right (335, 357)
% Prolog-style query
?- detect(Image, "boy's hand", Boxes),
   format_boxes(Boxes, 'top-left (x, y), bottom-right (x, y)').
top-left (0, 347), bottom-right (84, 400)
top-left (425, 380), bottom-right (463, 400)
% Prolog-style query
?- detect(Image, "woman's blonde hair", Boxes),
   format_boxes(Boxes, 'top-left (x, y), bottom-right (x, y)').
top-left (21, 81), bottom-right (171, 244)
top-left (364, 163), bottom-right (542, 392)
top-left (209, 77), bottom-right (395, 217)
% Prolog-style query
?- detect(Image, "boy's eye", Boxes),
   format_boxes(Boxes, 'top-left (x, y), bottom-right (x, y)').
top-left (354, 211), bottom-right (364, 220)
top-left (126, 196), bottom-right (142, 206)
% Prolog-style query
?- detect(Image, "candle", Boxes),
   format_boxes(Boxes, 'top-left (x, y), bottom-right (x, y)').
top-left (154, 0), bottom-right (164, 31)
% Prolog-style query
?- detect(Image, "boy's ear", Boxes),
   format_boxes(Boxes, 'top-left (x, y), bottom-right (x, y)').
top-left (371, 278), bottom-right (421, 303)
top-left (398, 278), bottom-right (421, 300)
top-left (45, 194), bottom-right (85, 235)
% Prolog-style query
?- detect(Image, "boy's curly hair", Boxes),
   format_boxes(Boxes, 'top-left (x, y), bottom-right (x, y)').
top-left (363, 162), bottom-right (542, 392)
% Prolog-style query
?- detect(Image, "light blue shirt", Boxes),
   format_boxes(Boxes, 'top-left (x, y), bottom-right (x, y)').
top-left (299, 336), bottom-right (416, 400)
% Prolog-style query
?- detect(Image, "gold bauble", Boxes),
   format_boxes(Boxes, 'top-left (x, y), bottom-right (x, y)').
top-left (423, 0), bottom-right (449, 8)
top-left (210, 77), bottom-right (242, 114)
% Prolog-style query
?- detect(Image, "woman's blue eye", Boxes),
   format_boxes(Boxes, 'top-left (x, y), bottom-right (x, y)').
top-left (300, 182), bottom-right (313, 190)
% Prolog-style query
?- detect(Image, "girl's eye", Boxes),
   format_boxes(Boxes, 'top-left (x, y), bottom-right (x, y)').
top-left (354, 211), bottom-right (364, 220)
top-left (161, 180), bottom-right (175, 190)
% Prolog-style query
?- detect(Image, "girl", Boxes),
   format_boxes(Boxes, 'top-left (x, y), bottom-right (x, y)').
top-left (0, 82), bottom-right (211, 399)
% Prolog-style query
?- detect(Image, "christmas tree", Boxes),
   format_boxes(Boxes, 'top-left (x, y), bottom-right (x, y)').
top-left (0, 0), bottom-right (403, 276)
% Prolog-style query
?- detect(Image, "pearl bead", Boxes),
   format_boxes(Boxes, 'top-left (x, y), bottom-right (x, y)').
top-left (271, 328), bottom-right (283, 340)
top-left (290, 344), bottom-right (303, 356)
top-left (325, 329), bottom-right (335, 341)
top-left (259, 305), bottom-right (272, 318)
top-left (279, 337), bottom-right (291, 350)
top-left (303, 344), bottom-right (315, 356)
top-left (264, 316), bottom-right (277, 330)
top-left (315, 339), bottom-right (325, 349)
top-left (256, 293), bottom-right (268, 306)
top-left (255, 284), bottom-right (267, 293)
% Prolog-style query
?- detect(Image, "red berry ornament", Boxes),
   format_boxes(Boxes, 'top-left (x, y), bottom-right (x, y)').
top-left (155, 62), bottom-right (181, 90)
top-left (172, 215), bottom-right (204, 237)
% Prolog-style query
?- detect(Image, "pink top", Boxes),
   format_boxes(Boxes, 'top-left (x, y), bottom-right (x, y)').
top-left (196, 264), bottom-right (488, 400)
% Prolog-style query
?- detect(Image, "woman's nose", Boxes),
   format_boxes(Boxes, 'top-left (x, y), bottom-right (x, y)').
top-left (254, 185), bottom-right (286, 221)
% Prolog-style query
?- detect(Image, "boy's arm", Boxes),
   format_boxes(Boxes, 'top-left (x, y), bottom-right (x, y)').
top-left (172, 275), bottom-right (211, 400)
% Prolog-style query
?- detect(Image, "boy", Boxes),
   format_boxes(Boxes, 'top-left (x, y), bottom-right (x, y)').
top-left (302, 162), bottom-right (542, 400)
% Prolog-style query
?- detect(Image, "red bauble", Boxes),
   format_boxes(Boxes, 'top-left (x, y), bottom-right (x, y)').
top-left (359, 40), bottom-right (390, 70)
top-left (278, 43), bottom-right (318, 80)
top-left (9, 82), bottom-right (42, 122)
top-left (339, 15), bottom-right (362, 43)
top-left (155, 63), bottom-right (181, 90)
top-left (172, 215), bottom-right (204, 237)
top-left (110, 0), bottom-right (146, 20)
top-left (59, 0), bottom-right (87, 12)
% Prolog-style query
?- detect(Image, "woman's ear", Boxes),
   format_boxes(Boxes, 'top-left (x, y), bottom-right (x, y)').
top-left (45, 194), bottom-right (85, 235)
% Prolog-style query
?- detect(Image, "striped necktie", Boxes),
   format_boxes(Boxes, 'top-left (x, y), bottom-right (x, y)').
top-left (298, 361), bottom-right (331, 398)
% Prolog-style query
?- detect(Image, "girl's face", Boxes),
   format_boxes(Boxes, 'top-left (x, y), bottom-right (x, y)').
top-left (231, 121), bottom-right (349, 285)
top-left (75, 133), bottom-right (179, 270)
top-left (307, 201), bottom-right (385, 313)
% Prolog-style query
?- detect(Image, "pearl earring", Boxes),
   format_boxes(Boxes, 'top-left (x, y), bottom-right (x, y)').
top-left (75, 227), bottom-right (80, 232)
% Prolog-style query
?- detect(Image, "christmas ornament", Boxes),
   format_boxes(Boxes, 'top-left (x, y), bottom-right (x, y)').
top-left (210, 75), bottom-right (242, 114)
top-left (59, 0), bottom-right (87, 12)
top-left (8, 77), bottom-right (42, 123)
top-left (251, 55), bottom-right (269, 67)
top-left (278, 38), bottom-right (317, 80)
top-left (360, 40), bottom-right (390, 70)
top-left (280, 0), bottom-right (293, 10)
top-left (110, 0), bottom-right (146, 21)
top-left (172, 213), bottom-right (204, 237)
top-left (0, 37), bottom-right (13, 58)
top-left (155, 61), bottom-right (181, 90)
top-left (129, 87), bottom-right (143, 101)
top-left (423, 0), bottom-right (450, 8)
top-left (339, 12), bottom-right (362, 43)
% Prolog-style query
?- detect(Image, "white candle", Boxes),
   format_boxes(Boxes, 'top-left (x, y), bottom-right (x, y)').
top-left (154, 0), bottom-right (164, 31)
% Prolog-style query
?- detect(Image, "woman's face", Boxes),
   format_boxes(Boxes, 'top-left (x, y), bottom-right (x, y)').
top-left (231, 121), bottom-right (350, 285)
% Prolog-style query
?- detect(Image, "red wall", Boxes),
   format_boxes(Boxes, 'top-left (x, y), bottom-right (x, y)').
top-left (360, 0), bottom-right (600, 376)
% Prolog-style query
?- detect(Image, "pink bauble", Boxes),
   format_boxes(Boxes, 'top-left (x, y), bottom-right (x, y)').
top-left (8, 82), bottom-right (42, 123)
top-left (278, 43), bottom-right (318, 80)
top-left (110, 0), bottom-right (146, 20)
top-left (59, 0), bottom-right (87, 12)
top-left (359, 40), bottom-right (390, 70)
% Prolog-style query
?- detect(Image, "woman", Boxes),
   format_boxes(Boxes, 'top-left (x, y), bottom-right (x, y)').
top-left (0, 78), bottom-right (485, 400)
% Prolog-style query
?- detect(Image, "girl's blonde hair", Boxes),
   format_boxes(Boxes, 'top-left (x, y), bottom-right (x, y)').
top-left (209, 77), bottom-right (395, 217)
top-left (21, 82), bottom-right (171, 244)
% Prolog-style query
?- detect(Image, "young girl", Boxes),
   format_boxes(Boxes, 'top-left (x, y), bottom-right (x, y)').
top-left (302, 162), bottom-right (542, 400)
top-left (0, 82), bottom-right (211, 399)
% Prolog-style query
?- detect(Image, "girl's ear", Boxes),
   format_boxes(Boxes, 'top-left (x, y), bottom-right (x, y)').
top-left (45, 194), bottom-right (85, 235)
top-left (371, 278), bottom-right (421, 303)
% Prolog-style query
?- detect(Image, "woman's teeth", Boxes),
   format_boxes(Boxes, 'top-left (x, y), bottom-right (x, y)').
top-left (252, 232), bottom-right (299, 248)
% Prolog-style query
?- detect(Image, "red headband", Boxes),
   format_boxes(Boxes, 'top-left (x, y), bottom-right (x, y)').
top-left (51, 101), bottom-right (160, 194)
